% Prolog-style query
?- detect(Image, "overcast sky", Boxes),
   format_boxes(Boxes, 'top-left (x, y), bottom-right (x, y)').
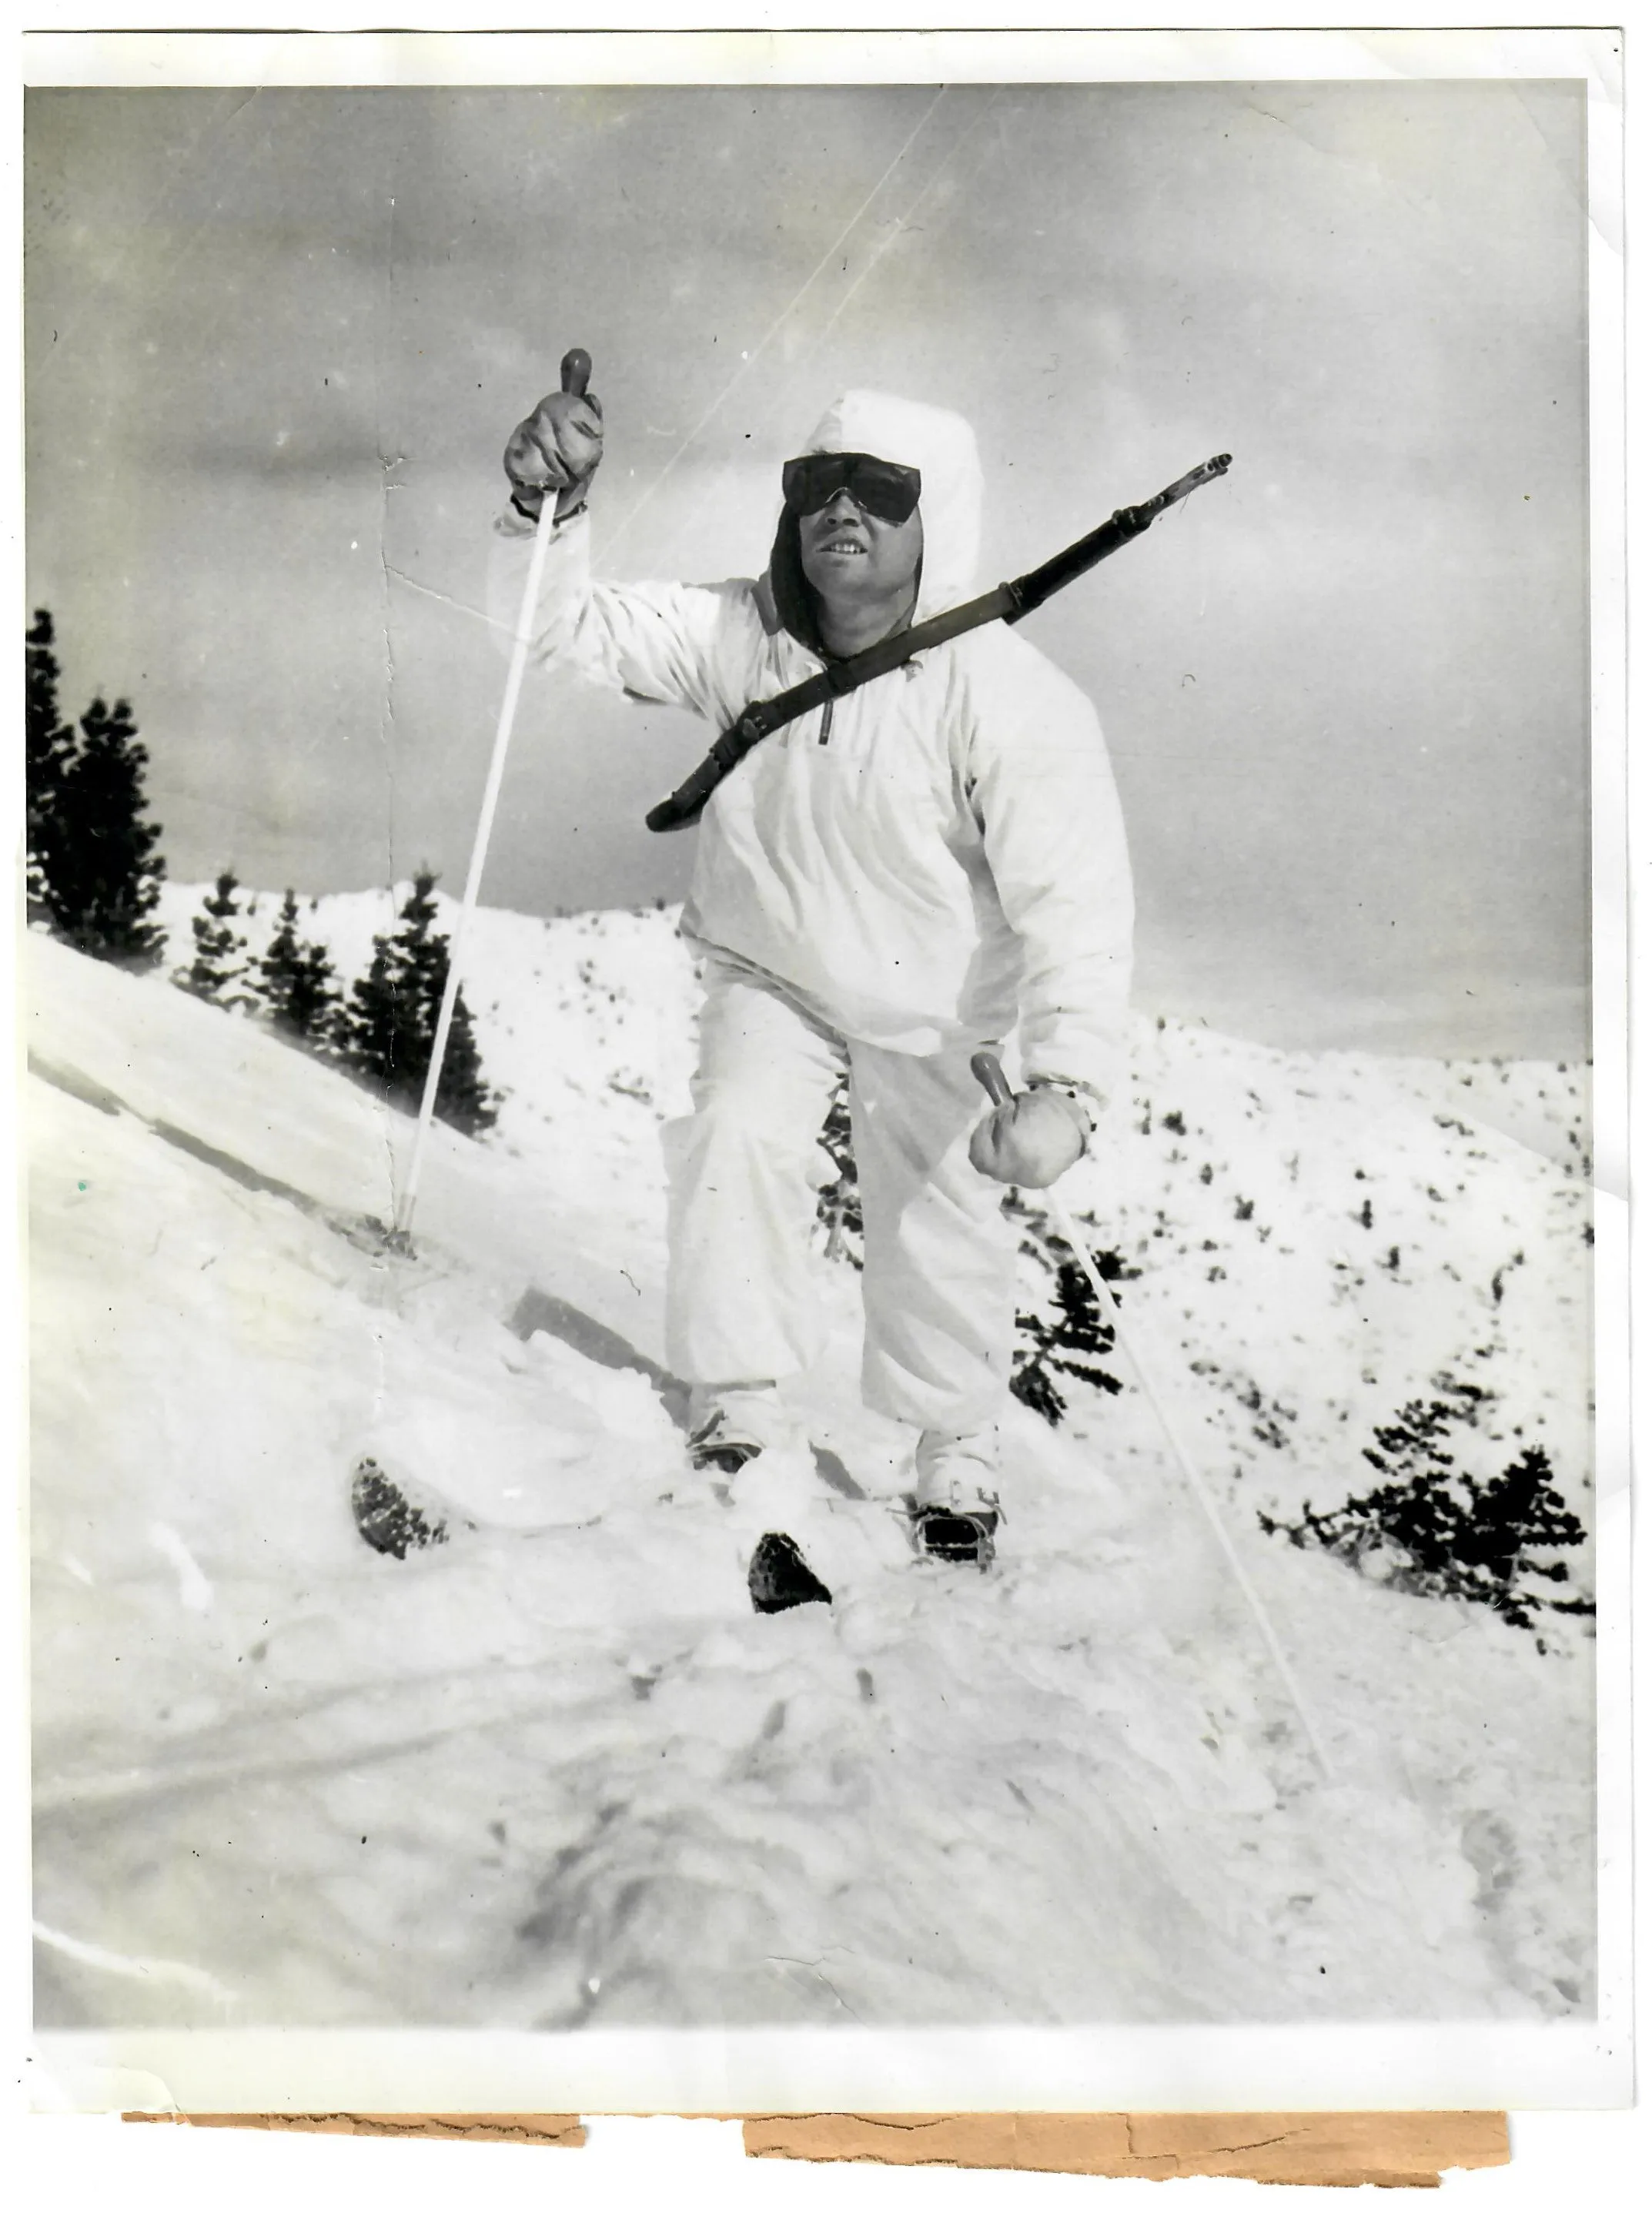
top-left (25, 79), bottom-right (1589, 1057)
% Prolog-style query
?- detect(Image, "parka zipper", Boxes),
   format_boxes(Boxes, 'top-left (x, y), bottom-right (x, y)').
top-left (818, 697), bottom-right (835, 746)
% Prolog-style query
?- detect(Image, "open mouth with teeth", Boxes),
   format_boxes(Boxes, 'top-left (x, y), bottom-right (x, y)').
top-left (815, 536), bottom-right (868, 556)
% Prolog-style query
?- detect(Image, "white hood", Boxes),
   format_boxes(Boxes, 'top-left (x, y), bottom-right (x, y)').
top-left (764, 389), bottom-right (984, 640)
top-left (800, 389), bottom-right (983, 619)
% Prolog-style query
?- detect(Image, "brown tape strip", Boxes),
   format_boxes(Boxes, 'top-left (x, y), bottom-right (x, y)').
top-left (123, 2108), bottom-right (1507, 2182)
top-left (123, 2112), bottom-right (586, 2144)
top-left (742, 2112), bottom-right (1511, 2187)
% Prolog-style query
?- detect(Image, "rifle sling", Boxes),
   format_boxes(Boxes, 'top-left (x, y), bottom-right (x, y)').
top-left (644, 452), bottom-right (1229, 832)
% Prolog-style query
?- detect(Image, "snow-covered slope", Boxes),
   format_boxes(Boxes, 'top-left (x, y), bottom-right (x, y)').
top-left (29, 901), bottom-right (1594, 2030)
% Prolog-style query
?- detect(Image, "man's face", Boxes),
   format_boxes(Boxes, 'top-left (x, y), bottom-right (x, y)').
top-left (797, 483), bottom-right (924, 618)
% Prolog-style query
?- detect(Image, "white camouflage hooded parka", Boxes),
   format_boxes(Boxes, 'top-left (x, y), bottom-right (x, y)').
top-left (490, 389), bottom-right (1135, 1098)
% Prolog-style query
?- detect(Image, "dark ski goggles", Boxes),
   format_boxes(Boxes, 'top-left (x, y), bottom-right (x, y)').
top-left (781, 450), bottom-right (923, 527)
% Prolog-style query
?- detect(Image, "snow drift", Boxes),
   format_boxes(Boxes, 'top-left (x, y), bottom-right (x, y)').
top-left (28, 895), bottom-right (1594, 2029)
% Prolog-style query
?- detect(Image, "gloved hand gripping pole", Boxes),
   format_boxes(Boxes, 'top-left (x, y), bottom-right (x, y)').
top-left (645, 452), bottom-right (1232, 834)
top-left (391, 349), bottom-right (593, 1246)
top-left (971, 1051), bottom-right (1333, 1780)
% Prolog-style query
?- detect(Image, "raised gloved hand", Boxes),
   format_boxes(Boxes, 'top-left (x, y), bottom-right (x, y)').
top-left (503, 371), bottom-right (604, 521)
top-left (968, 1084), bottom-right (1089, 1189)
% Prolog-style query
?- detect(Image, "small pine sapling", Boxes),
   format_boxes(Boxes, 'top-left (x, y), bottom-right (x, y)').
top-left (1259, 1393), bottom-right (1591, 1635)
top-left (1007, 1194), bottom-right (1137, 1426)
top-left (259, 888), bottom-right (341, 1046)
top-left (179, 870), bottom-right (255, 1006)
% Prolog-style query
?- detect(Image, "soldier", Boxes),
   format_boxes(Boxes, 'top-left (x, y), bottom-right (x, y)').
top-left (493, 374), bottom-right (1134, 1590)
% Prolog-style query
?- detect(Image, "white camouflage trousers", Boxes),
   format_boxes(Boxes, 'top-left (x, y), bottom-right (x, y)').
top-left (663, 951), bottom-right (1015, 1432)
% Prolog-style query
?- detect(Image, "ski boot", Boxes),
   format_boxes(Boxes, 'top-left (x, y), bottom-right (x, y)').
top-left (906, 1426), bottom-right (1002, 1569)
top-left (686, 1381), bottom-right (791, 1476)
top-left (908, 1503), bottom-right (999, 1567)
top-left (687, 1385), bottom-right (833, 1614)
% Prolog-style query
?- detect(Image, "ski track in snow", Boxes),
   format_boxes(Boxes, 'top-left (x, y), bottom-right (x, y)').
top-left (28, 895), bottom-right (1595, 2030)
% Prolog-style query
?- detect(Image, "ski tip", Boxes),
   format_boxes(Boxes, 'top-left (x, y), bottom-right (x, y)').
top-left (351, 1455), bottom-right (451, 1560)
top-left (747, 1530), bottom-right (832, 1614)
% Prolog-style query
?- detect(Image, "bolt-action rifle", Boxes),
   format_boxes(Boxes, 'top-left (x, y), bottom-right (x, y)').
top-left (644, 452), bottom-right (1232, 833)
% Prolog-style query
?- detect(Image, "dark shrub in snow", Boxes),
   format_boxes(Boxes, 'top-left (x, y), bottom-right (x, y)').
top-left (1260, 1397), bottom-right (1590, 1636)
top-left (1007, 1198), bottom-right (1136, 1426)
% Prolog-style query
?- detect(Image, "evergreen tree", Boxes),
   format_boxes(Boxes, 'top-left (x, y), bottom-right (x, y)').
top-left (259, 888), bottom-right (341, 1045)
top-left (179, 869), bottom-right (253, 1005)
top-left (1259, 1399), bottom-right (1593, 1638)
top-left (46, 694), bottom-right (167, 966)
top-left (25, 610), bottom-right (79, 918)
top-left (433, 978), bottom-right (497, 1138)
top-left (337, 871), bottom-right (497, 1135)
top-left (338, 938), bottom-right (410, 1085)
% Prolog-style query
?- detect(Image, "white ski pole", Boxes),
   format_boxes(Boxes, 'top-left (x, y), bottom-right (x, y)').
top-left (393, 347), bottom-right (592, 1243)
top-left (972, 1052), bottom-right (1333, 1780)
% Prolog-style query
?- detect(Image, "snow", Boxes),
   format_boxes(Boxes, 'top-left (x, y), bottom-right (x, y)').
top-left (29, 894), bottom-right (1594, 2031)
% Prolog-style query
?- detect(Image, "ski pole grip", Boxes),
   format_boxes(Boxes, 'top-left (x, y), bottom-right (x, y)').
top-left (560, 347), bottom-right (592, 399)
top-left (971, 1051), bottom-right (1015, 1108)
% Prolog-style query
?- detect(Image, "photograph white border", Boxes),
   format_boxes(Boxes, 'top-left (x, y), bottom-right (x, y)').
top-left (12, 18), bottom-right (1631, 2118)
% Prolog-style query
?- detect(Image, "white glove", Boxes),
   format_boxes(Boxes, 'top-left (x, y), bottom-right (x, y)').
top-left (968, 1085), bottom-right (1089, 1188)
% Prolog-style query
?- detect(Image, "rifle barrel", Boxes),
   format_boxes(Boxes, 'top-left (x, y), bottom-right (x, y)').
top-left (1007, 451), bottom-right (1230, 621)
